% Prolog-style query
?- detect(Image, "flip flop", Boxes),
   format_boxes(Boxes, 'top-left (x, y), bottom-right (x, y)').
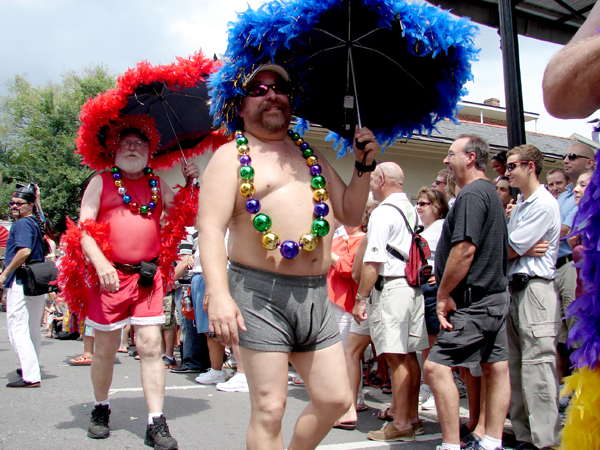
top-left (377, 407), bottom-right (395, 421)
top-left (117, 348), bottom-right (128, 353)
top-left (333, 421), bottom-right (357, 431)
top-left (291, 376), bottom-right (304, 386)
top-left (68, 355), bottom-right (92, 366)
top-left (356, 403), bottom-right (369, 412)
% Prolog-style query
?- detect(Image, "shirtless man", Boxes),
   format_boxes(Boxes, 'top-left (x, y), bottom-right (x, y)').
top-left (79, 126), bottom-right (198, 449)
top-left (199, 64), bottom-right (378, 450)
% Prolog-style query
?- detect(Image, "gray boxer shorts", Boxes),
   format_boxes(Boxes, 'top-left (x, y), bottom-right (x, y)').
top-left (228, 261), bottom-right (341, 352)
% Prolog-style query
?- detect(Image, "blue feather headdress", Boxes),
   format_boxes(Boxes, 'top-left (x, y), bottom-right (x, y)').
top-left (208, 0), bottom-right (479, 157)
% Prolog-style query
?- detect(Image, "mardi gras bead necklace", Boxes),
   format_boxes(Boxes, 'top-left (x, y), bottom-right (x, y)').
top-left (111, 166), bottom-right (160, 215)
top-left (236, 129), bottom-right (330, 259)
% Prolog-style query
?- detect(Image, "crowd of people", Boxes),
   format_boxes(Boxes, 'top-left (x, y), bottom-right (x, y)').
top-left (1, 63), bottom-right (596, 450)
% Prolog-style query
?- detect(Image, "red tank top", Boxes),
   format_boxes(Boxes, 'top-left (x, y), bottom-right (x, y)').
top-left (98, 171), bottom-right (163, 264)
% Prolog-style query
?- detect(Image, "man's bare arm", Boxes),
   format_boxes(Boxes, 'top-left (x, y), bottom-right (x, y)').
top-left (353, 261), bottom-right (380, 324)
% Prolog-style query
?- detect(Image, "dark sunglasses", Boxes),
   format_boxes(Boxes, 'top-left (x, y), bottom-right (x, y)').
top-left (506, 161), bottom-right (530, 172)
top-left (433, 179), bottom-right (446, 186)
top-left (245, 83), bottom-right (290, 97)
top-left (564, 153), bottom-right (591, 161)
top-left (9, 201), bottom-right (30, 207)
top-left (416, 201), bottom-right (430, 207)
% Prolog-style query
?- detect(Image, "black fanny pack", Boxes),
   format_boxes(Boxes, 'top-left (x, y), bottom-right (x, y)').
top-left (113, 257), bottom-right (158, 287)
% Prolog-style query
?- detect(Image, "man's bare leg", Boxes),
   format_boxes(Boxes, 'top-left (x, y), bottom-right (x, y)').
top-left (206, 334), bottom-right (225, 370)
top-left (424, 359), bottom-right (460, 444)
top-left (407, 352), bottom-right (421, 424)
top-left (91, 329), bottom-right (121, 401)
top-left (480, 361), bottom-right (510, 439)
top-left (288, 341), bottom-right (352, 450)
top-left (465, 370), bottom-right (482, 433)
top-left (239, 347), bottom-right (289, 450)
top-left (337, 333), bottom-right (371, 423)
top-left (384, 353), bottom-right (413, 431)
top-left (135, 325), bottom-right (165, 413)
top-left (163, 328), bottom-right (177, 359)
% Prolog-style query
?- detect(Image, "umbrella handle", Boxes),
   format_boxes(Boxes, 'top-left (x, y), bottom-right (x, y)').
top-left (355, 139), bottom-right (371, 151)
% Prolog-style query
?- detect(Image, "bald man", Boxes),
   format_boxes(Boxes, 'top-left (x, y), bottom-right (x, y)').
top-left (354, 162), bottom-right (428, 442)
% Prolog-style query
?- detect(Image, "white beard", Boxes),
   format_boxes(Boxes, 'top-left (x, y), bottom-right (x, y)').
top-left (115, 153), bottom-right (148, 175)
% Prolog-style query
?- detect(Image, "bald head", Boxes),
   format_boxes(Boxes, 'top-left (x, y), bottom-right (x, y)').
top-left (564, 142), bottom-right (595, 182)
top-left (378, 162), bottom-right (404, 186)
top-left (370, 161), bottom-right (404, 202)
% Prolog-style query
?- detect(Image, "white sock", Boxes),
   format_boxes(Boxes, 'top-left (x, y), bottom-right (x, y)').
top-left (148, 412), bottom-right (163, 425)
top-left (440, 444), bottom-right (460, 450)
top-left (95, 400), bottom-right (110, 407)
top-left (479, 435), bottom-right (502, 450)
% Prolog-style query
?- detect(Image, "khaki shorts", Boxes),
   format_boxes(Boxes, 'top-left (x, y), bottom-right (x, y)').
top-left (162, 291), bottom-right (176, 331)
top-left (368, 277), bottom-right (428, 355)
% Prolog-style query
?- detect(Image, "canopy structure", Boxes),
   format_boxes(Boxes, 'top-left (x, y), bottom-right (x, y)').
top-left (433, 0), bottom-right (595, 148)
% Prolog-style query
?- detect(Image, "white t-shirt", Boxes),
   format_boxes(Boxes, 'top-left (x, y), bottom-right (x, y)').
top-left (363, 192), bottom-right (420, 277)
top-left (421, 218), bottom-right (445, 271)
top-left (507, 185), bottom-right (561, 280)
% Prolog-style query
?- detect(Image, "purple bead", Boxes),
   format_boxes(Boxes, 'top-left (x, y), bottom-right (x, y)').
top-left (314, 202), bottom-right (329, 217)
top-left (113, 172), bottom-right (122, 180)
top-left (310, 164), bottom-right (322, 176)
top-left (240, 154), bottom-right (252, 166)
top-left (280, 240), bottom-right (300, 259)
top-left (236, 133), bottom-right (244, 140)
top-left (287, 129), bottom-right (294, 137)
top-left (245, 198), bottom-right (261, 214)
top-left (301, 142), bottom-right (310, 151)
top-left (148, 201), bottom-right (156, 210)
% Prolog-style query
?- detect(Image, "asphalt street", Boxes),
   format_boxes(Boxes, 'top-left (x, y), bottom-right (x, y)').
top-left (1, 310), bottom-right (484, 450)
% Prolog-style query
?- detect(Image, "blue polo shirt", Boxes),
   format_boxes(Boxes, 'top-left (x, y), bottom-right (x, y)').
top-left (557, 184), bottom-right (577, 258)
top-left (3, 216), bottom-right (45, 288)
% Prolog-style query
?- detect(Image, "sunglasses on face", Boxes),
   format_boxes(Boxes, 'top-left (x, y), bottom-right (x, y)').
top-left (416, 201), bottom-right (430, 207)
top-left (506, 161), bottom-right (529, 172)
top-left (245, 83), bottom-right (290, 97)
top-left (9, 201), bottom-right (29, 207)
top-left (564, 153), bottom-right (591, 161)
top-left (433, 179), bottom-right (446, 186)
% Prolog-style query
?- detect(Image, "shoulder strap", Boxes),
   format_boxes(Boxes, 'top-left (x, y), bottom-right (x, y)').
top-left (23, 216), bottom-right (48, 261)
top-left (382, 203), bottom-right (415, 262)
top-left (382, 203), bottom-right (414, 234)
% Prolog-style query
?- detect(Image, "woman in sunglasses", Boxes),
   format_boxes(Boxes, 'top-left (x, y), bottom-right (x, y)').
top-left (414, 187), bottom-right (449, 411)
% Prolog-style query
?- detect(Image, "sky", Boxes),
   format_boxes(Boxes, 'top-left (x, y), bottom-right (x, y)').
top-left (0, 0), bottom-right (597, 141)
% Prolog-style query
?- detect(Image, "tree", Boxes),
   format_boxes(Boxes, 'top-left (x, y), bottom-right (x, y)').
top-left (0, 65), bottom-right (116, 233)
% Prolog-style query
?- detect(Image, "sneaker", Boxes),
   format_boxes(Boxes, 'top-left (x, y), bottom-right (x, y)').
top-left (144, 415), bottom-right (178, 449)
top-left (367, 422), bottom-right (415, 442)
top-left (462, 442), bottom-right (504, 450)
top-left (421, 394), bottom-right (436, 410)
top-left (170, 365), bottom-right (201, 374)
top-left (6, 379), bottom-right (40, 388)
top-left (162, 355), bottom-right (177, 369)
top-left (419, 384), bottom-right (433, 403)
top-left (195, 368), bottom-right (227, 385)
top-left (216, 372), bottom-right (249, 392)
top-left (88, 404), bottom-right (110, 439)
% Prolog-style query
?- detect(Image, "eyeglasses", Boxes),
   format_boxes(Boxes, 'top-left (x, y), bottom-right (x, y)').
top-left (506, 161), bottom-right (530, 172)
top-left (245, 83), bottom-right (290, 97)
top-left (416, 201), bottom-right (430, 207)
top-left (564, 153), bottom-right (591, 161)
top-left (433, 179), bottom-right (446, 186)
top-left (121, 140), bottom-right (147, 149)
top-left (9, 201), bottom-right (29, 207)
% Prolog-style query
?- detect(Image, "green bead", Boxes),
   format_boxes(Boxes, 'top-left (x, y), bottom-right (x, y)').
top-left (111, 167), bottom-right (119, 174)
top-left (140, 205), bottom-right (149, 214)
top-left (302, 148), bottom-right (314, 158)
top-left (240, 165), bottom-right (255, 180)
top-left (312, 218), bottom-right (330, 237)
top-left (144, 167), bottom-right (153, 175)
top-left (236, 136), bottom-right (248, 146)
top-left (311, 175), bottom-right (326, 189)
top-left (292, 133), bottom-right (300, 141)
top-left (253, 214), bottom-right (272, 232)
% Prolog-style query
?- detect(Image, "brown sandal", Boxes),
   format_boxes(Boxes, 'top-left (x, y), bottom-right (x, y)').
top-left (377, 407), bottom-right (395, 421)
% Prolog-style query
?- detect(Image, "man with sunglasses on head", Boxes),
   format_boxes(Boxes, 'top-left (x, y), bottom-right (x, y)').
top-left (0, 184), bottom-right (47, 388)
top-left (199, 63), bottom-right (378, 450)
top-left (505, 144), bottom-right (561, 450)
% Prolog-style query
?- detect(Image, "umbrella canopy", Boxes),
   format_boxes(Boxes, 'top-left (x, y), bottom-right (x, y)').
top-left (209, 0), bottom-right (479, 156)
top-left (77, 51), bottom-right (229, 171)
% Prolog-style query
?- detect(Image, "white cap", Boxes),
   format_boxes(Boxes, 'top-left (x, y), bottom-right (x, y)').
top-left (246, 64), bottom-right (290, 85)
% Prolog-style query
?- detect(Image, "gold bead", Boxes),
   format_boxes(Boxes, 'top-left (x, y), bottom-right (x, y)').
top-left (300, 233), bottom-right (318, 251)
top-left (114, 180), bottom-right (123, 187)
top-left (151, 195), bottom-right (159, 202)
top-left (261, 232), bottom-right (279, 250)
top-left (240, 182), bottom-right (256, 197)
top-left (306, 156), bottom-right (318, 166)
top-left (313, 188), bottom-right (329, 202)
top-left (294, 138), bottom-right (304, 146)
top-left (237, 144), bottom-right (249, 155)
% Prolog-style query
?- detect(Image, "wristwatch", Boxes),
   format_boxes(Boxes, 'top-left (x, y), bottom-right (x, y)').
top-left (355, 293), bottom-right (369, 302)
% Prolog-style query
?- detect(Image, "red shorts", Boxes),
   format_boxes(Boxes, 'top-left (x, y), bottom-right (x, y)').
top-left (86, 269), bottom-right (164, 331)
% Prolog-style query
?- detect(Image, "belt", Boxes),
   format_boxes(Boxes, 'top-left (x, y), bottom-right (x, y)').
top-left (113, 256), bottom-right (159, 275)
top-left (375, 274), bottom-right (406, 291)
top-left (510, 274), bottom-right (549, 291)
top-left (556, 254), bottom-right (573, 269)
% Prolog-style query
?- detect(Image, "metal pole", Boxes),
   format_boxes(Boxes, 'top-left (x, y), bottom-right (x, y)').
top-left (498, 0), bottom-right (526, 149)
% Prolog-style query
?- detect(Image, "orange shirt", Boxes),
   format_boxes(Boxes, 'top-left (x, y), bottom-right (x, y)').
top-left (98, 171), bottom-right (163, 264)
top-left (327, 234), bottom-right (364, 314)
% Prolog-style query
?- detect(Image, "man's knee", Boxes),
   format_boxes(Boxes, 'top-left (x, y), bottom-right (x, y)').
top-left (135, 326), bottom-right (162, 357)
top-left (481, 360), bottom-right (509, 379)
top-left (424, 359), bottom-right (448, 383)
top-left (253, 394), bottom-right (287, 430)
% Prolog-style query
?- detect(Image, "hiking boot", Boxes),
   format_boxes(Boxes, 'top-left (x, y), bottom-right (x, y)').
top-left (88, 404), bottom-right (110, 439)
top-left (145, 415), bottom-right (178, 449)
top-left (194, 368), bottom-right (226, 385)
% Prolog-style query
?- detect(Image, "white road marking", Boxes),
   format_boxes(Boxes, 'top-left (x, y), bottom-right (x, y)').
top-left (316, 433), bottom-right (443, 449)
top-left (109, 385), bottom-right (209, 393)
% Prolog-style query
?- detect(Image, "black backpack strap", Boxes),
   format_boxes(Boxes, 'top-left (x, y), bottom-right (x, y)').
top-left (23, 216), bottom-right (49, 262)
top-left (382, 203), bottom-right (414, 262)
